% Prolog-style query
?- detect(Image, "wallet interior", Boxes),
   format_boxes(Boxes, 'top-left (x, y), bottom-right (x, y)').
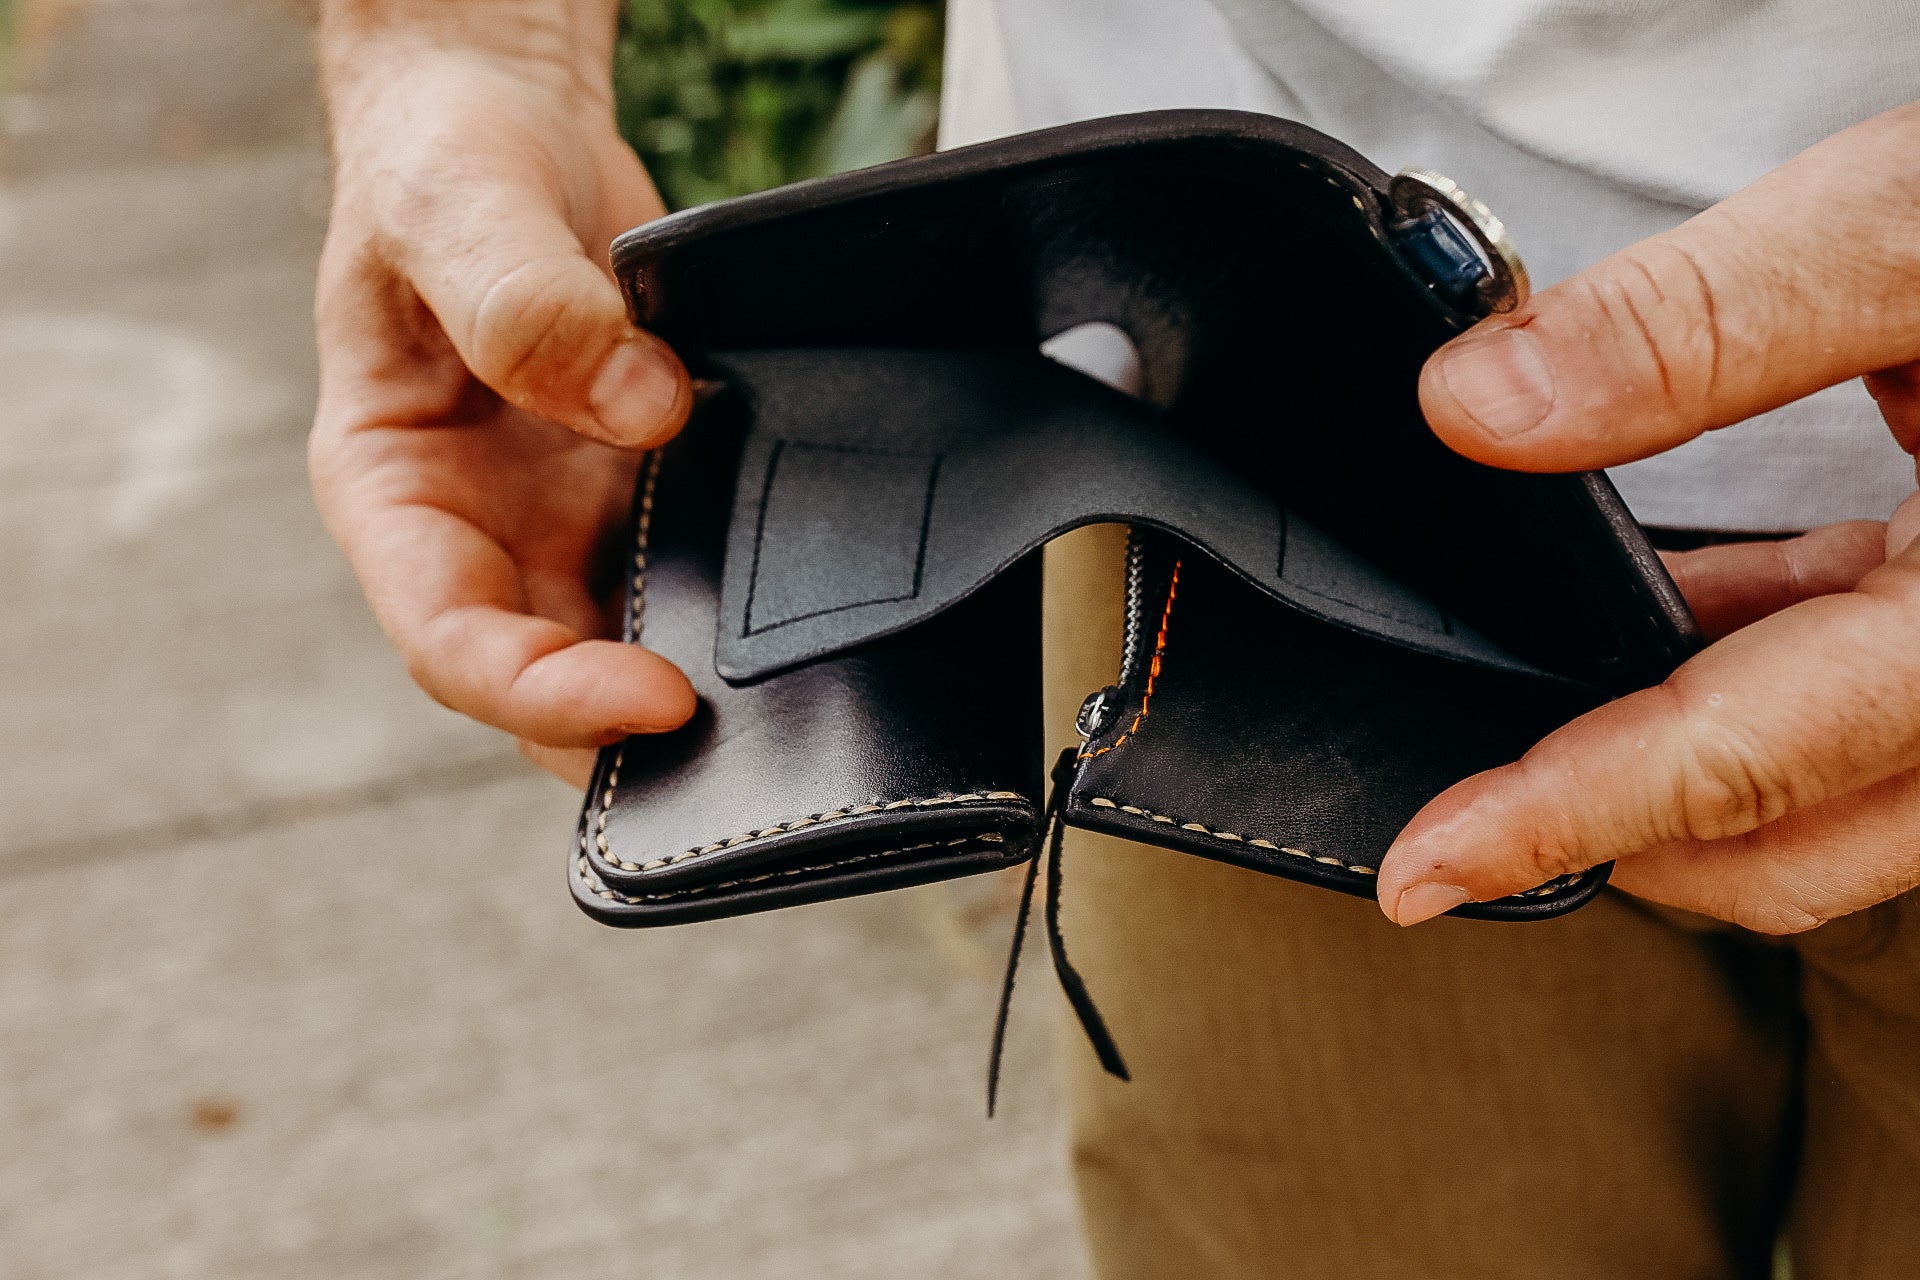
top-left (574, 109), bottom-right (1700, 927)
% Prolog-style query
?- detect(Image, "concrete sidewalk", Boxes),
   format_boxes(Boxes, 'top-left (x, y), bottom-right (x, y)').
top-left (0, 2), bottom-right (1086, 1275)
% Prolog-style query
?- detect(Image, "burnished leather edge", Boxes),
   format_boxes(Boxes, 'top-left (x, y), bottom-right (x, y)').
top-left (570, 824), bottom-right (1031, 926)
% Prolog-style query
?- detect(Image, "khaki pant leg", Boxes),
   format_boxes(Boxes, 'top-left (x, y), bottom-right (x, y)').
top-left (1790, 891), bottom-right (1920, 1278)
top-left (1042, 526), bottom-right (1800, 1280)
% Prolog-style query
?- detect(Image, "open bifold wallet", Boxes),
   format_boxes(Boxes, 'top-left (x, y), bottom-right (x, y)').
top-left (571, 111), bottom-right (1700, 1085)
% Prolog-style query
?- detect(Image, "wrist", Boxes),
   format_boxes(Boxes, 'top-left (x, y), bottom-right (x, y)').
top-left (319, 0), bottom-right (620, 118)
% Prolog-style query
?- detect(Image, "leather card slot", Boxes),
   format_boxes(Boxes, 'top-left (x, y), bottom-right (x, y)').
top-left (742, 440), bottom-right (938, 634)
top-left (711, 346), bottom-right (1548, 685)
top-left (586, 418), bottom-right (1048, 923)
top-left (1068, 546), bottom-right (1607, 916)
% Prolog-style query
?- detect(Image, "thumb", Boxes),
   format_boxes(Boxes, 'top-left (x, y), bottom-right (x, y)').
top-left (1421, 101), bottom-right (1920, 472)
top-left (393, 159), bottom-right (689, 449)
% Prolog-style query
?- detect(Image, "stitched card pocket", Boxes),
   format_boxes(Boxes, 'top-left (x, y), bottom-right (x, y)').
top-left (1065, 535), bottom-right (1609, 916)
top-left (711, 347), bottom-right (1547, 685)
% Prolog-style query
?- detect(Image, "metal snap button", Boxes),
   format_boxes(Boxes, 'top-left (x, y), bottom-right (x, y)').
top-left (1390, 168), bottom-right (1531, 314)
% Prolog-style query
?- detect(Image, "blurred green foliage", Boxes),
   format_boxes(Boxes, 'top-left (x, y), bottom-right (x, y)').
top-left (614, 0), bottom-right (943, 209)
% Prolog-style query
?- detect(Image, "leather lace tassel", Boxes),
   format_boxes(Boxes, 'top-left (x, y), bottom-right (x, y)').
top-left (987, 749), bottom-right (1130, 1116)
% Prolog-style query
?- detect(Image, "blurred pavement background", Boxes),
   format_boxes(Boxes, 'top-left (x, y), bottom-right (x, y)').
top-left (0, 1), bottom-right (1086, 1275)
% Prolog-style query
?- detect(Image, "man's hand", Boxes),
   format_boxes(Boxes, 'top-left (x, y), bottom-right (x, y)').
top-left (1376, 101), bottom-right (1920, 932)
top-left (311, 0), bottom-right (695, 787)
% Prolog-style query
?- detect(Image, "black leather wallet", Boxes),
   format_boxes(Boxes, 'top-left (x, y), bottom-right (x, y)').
top-left (569, 111), bottom-right (1699, 1077)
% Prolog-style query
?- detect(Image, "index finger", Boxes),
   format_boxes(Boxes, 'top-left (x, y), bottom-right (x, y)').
top-left (327, 455), bottom-right (695, 747)
top-left (1373, 546), bottom-right (1920, 923)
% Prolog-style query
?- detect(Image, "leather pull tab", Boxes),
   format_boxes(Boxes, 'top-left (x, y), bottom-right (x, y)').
top-left (987, 749), bottom-right (1129, 1117)
top-left (985, 832), bottom-right (1041, 1118)
top-left (1042, 785), bottom-right (1131, 1085)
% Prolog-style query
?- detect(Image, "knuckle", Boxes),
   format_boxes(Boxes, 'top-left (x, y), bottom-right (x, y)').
top-left (467, 256), bottom-right (601, 402)
top-left (1519, 836), bottom-right (1588, 886)
top-left (403, 608), bottom-right (473, 715)
top-left (1647, 240), bottom-right (1728, 401)
top-left (1570, 240), bottom-right (1729, 422)
top-left (1672, 734), bottom-right (1796, 842)
top-left (1502, 754), bottom-right (1601, 885)
top-left (402, 645), bottom-right (458, 711)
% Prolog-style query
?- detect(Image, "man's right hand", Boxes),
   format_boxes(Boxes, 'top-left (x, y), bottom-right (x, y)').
top-left (311, 0), bottom-right (695, 787)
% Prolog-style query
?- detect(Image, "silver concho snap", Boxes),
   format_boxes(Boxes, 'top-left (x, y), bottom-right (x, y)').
top-left (1390, 168), bottom-right (1531, 314)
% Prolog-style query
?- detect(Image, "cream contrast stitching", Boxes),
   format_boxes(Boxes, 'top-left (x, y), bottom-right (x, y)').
top-left (593, 451), bottom-right (663, 864)
top-left (595, 450), bottom-right (664, 859)
top-left (591, 451), bottom-right (1029, 877)
top-left (625, 450), bottom-right (661, 642)
top-left (596, 791), bottom-right (1028, 872)
top-left (575, 833), bottom-right (1010, 904)
top-left (1083, 796), bottom-right (1579, 898)
top-left (1084, 797), bottom-right (1378, 874)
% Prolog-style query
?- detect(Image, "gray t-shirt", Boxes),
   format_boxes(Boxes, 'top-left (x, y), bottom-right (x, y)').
top-left (941, 0), bottom-right (1920, 532)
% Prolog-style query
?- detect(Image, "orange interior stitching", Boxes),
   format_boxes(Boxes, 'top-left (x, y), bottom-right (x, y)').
top-left (1078, 558), bottom-right (1181, 760)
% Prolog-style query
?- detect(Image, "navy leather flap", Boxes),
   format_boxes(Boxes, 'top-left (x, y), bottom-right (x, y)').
top-left (711, 347), bottom-right (1550, 684)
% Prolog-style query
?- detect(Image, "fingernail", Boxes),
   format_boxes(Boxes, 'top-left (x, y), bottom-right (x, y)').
top-left (1389, 882), bottom-right (1473, 927)
top-left (1436, 326), bottom-right (1556, 440)
top-left (590, 338), bottom-right (681, 445)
